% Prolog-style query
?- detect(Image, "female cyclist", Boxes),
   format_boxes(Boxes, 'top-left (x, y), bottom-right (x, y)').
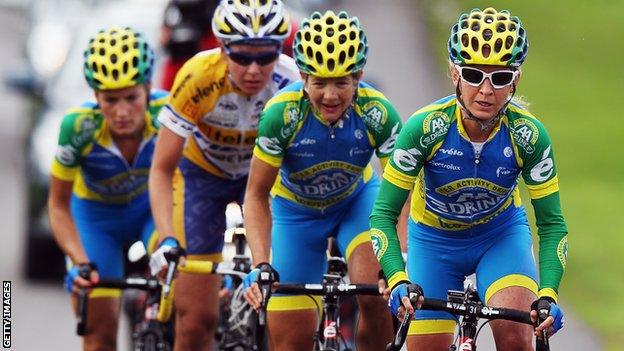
top-left (48, 27), bottom-right (166, 351)
top-left (148, 0), bottom-right (299, 349)
top-left (370, 8), bottom-right (567, 351)
top-left (243, 10), bottom-right (400, 351)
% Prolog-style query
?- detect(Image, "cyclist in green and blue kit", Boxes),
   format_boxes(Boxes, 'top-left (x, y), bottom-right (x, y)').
top-left (243, 10), bottom-right (399, 351)
top-left (370, 8), bottom-right (567, 351)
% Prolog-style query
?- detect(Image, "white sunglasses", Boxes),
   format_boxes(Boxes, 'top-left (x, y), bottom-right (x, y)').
top-left (455, 65), bottom-right (518, 89)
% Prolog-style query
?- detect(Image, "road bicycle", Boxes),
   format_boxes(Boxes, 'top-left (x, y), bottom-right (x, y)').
top-left (387, 281), bottom-right (551, 351)
top-left (257, 255), bottom-right (381, 351)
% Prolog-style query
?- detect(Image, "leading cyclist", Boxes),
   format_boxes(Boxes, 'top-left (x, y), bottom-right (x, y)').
top-left (370, 8), bottom-right (567, 350)
top-left (148, 0), bottom-right (299, 349)
top-left (243, 10), bottom-right (399, 350)
top-left (48, 27), bottom-right (166, 351)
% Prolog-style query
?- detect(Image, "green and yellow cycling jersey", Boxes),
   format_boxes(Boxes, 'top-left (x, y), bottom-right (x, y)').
top-left (254, 80), bottom-right (402, 210)
top-left (370, 95), bottom-right (568, 300)
top-left (50, 90), bottom-right (167, 204)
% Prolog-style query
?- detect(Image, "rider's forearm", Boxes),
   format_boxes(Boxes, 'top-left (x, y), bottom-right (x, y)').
top-left (48, 197), bottom-right (88, 264)
top-left (243, 196), bottom-right (272, 266)
top-left (532, 192), bottom-right (568, 301)
top-left (149, 165), bottom-right (176, 242)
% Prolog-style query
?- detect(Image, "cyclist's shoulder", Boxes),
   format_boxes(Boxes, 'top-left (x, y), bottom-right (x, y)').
top-left (506, 103), bottom-right (553, 156)
top-left (264, 81), bottom-right (305, 114)
top-left (403, 95), bottom-right (458, 136)
top-left (58, 101), bottom-right (101, 144)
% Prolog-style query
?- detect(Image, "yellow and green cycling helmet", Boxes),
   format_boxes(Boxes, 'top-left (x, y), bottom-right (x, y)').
top-left (83, 26), bottom-right (154, 90)
top-left (448, 8), bottom-right (528, 67)
top-left (294, 10), bottom-right (368, 78)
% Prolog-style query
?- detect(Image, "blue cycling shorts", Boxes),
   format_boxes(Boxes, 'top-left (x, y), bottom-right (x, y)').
top-left (406, 208), bottom-right (538, 335)
top-left (172, 157), bottom-right (246, 261)
top-left (69, 193), bottom-right (156, 297)
top-left (267, 177), bottom-right (379, 312)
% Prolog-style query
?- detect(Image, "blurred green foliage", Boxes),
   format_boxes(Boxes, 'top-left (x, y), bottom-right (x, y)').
top-left (420, 1), bottom-right (624, 349)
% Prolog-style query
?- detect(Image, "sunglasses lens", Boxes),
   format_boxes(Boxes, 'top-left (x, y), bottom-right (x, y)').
top-left (228, 51), bottom-right (279, 66)
top-left (256, 52), bottom-right (280, 65)
top-left (491, 71), bottom-right (515, 87)
top-left (460, 67), bottom-right (484, 85)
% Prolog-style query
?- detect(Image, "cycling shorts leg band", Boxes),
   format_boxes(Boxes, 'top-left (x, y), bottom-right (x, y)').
top-left (407, 320), bottom-right (456, 335)
top-left (267, 295), bottom-right (322, 312)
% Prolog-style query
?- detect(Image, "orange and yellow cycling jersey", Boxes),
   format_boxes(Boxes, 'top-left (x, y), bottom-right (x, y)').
top-left (158, 48), bottom-right (300, 180)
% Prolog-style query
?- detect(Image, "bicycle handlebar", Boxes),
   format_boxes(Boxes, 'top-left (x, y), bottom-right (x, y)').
top-left (275, 283), bottom-right (380, 296)
top-left (76, 277), bottom-right (160, 336)
top-left (387, 296), bottom-right (549, 351)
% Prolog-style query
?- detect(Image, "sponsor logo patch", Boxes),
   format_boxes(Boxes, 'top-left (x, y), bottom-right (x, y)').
top-left (393, 148), bottom-right (421, 172)
top-left (557, 236), bottom-right (568, 268)
top-left (370, 229), bottom-right (388, 260)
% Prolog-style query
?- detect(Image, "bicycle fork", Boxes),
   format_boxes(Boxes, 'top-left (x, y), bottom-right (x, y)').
top-left (453, 314), bottom-right (478, 351)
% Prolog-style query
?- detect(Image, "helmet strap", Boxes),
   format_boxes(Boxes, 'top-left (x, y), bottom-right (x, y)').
top-left (455, 80), bottom-right (516, 132)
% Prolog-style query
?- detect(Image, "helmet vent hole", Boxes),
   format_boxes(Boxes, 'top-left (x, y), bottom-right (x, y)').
top-left (122, 45), bottom-right (128, 53)
top-left (471, 36), bottom-right (479, 51)
top-left (327, 42), bottom-right (335, 53)
top-left (450, 48), bottom-right (458, 59)
top-left (497, 15), bottom-right (507, 21)
top-left (358, 43), bottom-right (363, 53)
top-left (313, 35), bottom-right (322, 45)
top-left (90, 47), bottom-right (95, 54)
top-left (110, 54), bottom-right (117, 64)
top-left (339, 34), bottom-right (347, 45)
top-left (470, 21), bottom-right (480, 31)
top-left (101, 64), bottom-right (108, 76)
top-left (461, 20), bottom-right (468, 29)
top-left (123, 61), bottom-right (128, 74)
top-left (339, 50), bottom-right (346, 63)
top-left (484, 16), bottom-right (494, 24)
top-left (304, 32), bottom-right (311, 41)
top-left (132, 56), bottom-right (138, 68)
top-left (112, 69), bottom-right (118, 81)
top-left (133, 41), bottom-right (139, 49)
top-left (451, 33), bottom-right (458, 44)
top-left (472, 13), bottom-right (481, 20)
top-left (91, 62), bottom-right (98, 73)
top-left (326, 16), bottom-right (334, 25)
top-left (348, 45), bottom-right (355, 58)
top-left (110, 39), bottom-right (116, 46)
top-left (482, 29), bottom-right (493, 41)
top-left (326, 28), bottom-right (334, 37)
top-left (306, 47), bottom-right (313, 59)
top-left (314, 24), bottom-right (322, 32)
top-left (516, 37), bottom-right (524, 47)
top-left (99, 38), bottom-right (105, 43)
top-left (508, 23), bottom-right (516, 31)
top-left (338, 24), bottom-right (346, 31)
top-left (496, 23), bottom-right (506, 33)
top-left (505, 36), bottom-right (513, 49)
top-left (481, 44), bottom-right (491, 58)
top-left (518, 28), bottom-right (525, 37)
top-left (500, 53), bottom-right (512, 62)
top-left (349, 31), bottom-right (356, 40)
top-left (461, 34), bottom-right (469, 47)
top-left (327, 58), bottom-right (335, 71)
top-left (346, 63), bottom-right (354, 72)
top-left (122, 34), bottom-right (129, 40)
top-left (99, 48), bottom-right (106, 56)
top-left (460, 51), bottom-right (471, 60)
top-left (315, 51), bottom-right (323, 65)
top-left (494, 38), bottom-right (503, 53)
